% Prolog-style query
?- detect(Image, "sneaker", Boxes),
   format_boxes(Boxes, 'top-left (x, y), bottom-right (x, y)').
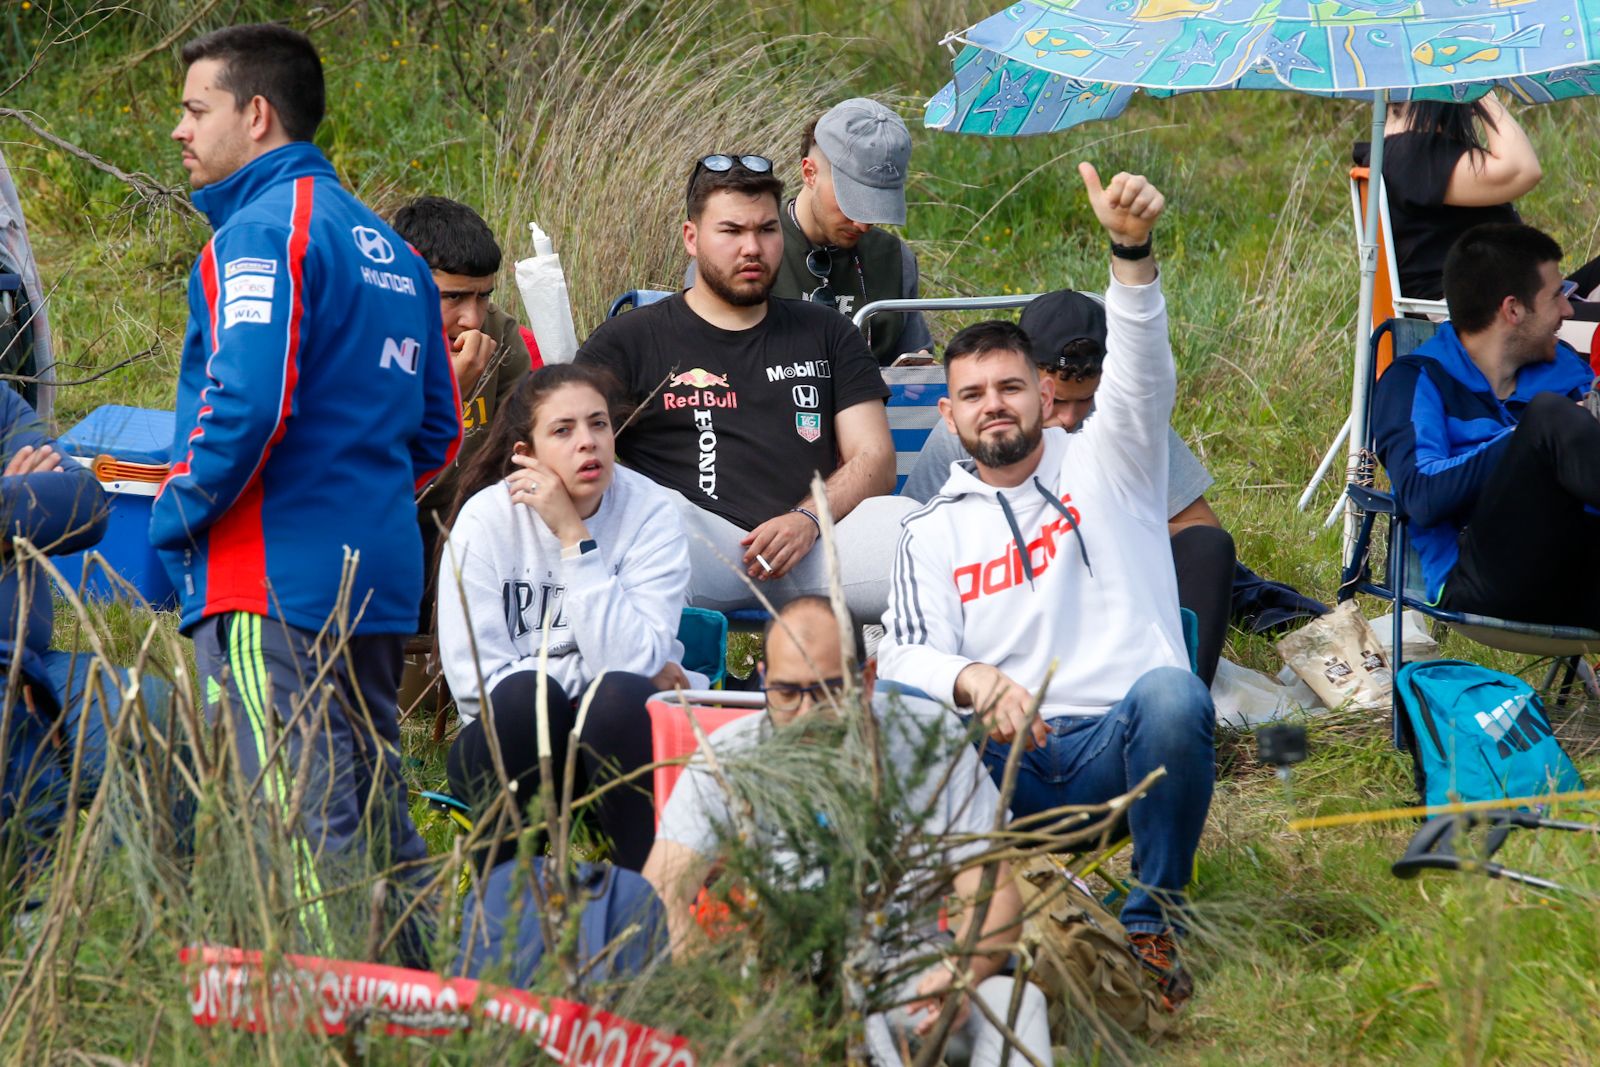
top-left (1127, 931), bottom-right (1195, 1010)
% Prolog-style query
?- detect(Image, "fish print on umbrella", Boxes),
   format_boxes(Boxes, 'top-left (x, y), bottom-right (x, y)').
top-left (1023, 26), bottom-right (1138, 58)
top-left (1130, 0), bottom-right (1223, 21)
top-left (1411, 23), bottom-right (1545, 72)
top-left (1068, 78), bottom-right (1121, 101)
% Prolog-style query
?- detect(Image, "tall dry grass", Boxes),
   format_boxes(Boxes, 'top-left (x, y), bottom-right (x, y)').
top-left (478, 0), bottom-right (862, 335)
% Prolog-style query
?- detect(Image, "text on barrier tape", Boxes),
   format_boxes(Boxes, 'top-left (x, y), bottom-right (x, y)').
top-left (180, 945), bottom-right (696, 1065)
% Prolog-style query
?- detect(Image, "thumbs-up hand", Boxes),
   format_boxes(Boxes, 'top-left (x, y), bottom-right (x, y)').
top-left (1078, 162), bottom-right (1164, 247)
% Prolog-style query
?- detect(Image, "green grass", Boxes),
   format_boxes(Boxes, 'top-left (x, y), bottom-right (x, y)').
top-left (6, 0), bottom-right (1600, 1063)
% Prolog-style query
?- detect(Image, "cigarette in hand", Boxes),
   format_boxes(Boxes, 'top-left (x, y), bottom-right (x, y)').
top-left (756, 554), bottom-right (774, 574)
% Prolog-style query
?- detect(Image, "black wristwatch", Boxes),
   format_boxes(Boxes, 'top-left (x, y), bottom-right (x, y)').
top-left (1110, 237), bottom-right (1153, 260)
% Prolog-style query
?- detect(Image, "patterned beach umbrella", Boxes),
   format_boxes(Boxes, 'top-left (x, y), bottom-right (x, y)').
top-left (923, 0), bottom-right (1600, 542)
top-left (926, 0), bottom-right (1600, 137)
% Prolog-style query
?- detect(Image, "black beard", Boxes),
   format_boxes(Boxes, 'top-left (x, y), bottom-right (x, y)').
top-left (699, 258), bottom-right (773, 308)
top-left (964, 419), bottom-right (1041, 469)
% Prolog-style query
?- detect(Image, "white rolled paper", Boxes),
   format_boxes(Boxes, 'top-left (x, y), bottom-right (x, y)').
top-left (515, 222), bottom-right (579, 365)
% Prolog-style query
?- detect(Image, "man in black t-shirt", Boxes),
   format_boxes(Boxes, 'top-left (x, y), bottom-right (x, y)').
top-left (578, 155), bottom-right (913, 620)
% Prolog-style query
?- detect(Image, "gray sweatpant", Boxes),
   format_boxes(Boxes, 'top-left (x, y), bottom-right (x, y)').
top-left (193, 612), bottom-right (432, 967)
top-left (669, 491), bottom-right (917, 622)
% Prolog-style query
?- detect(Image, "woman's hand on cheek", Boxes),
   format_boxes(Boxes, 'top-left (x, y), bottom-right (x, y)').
top-left (508, 452), bottom-right (587, 545)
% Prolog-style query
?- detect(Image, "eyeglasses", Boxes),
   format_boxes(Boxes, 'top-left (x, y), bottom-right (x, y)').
top-left (804, 247), bottom-right (838, 309)
top-left (1559, 279), bottom-right (1580, 300)
top-left (762, 676), bottom-right (849, 714)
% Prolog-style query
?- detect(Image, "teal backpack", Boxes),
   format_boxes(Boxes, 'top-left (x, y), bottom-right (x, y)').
top-left (1395, 660), bottom-right (1583, 811)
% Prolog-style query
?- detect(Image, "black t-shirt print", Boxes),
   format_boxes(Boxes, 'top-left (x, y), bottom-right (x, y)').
top-left (576, 293), bottom-right (889, 531)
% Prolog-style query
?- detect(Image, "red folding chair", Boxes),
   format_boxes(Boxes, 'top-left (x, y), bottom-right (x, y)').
top-left (644, 690), bottom-right (763, 827)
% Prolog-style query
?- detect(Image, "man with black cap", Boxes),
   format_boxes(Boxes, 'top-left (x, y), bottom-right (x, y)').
top-left (901, 288), bottom-right (1235, 685)
top-left (686, 98), bottom-right (932, 365)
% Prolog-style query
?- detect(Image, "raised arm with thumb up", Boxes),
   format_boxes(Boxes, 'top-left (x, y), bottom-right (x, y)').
top-left (1079, 161), bottom-right (1164, 285)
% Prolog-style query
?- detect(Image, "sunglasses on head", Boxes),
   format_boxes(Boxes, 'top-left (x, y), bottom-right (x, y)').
top-left (686, 154), bottom-right (775, 217)
top-left (693, 153), bottom-right (773, 179)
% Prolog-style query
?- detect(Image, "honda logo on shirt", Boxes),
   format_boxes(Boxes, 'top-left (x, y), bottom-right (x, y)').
top-left (380, 336), bottom-right (420, 374)
top-left (351, 225), bottom-right (396, 264)
top-left (792, 384), bottom-right (819, 409)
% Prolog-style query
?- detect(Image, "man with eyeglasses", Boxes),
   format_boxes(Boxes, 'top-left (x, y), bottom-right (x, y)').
top-left (1375, 222), bottom-right (1600, 628)
top-left (577, 154), bottom-right (914, 621)
top-left (641, 596), bottom-right (1052, 1067)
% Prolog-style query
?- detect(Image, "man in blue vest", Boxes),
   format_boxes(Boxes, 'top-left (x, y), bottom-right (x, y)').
top-left (154, 23), bottom-right (460, 965)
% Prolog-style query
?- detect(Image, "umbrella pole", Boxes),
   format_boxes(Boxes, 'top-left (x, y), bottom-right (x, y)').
top-left (1335, 91), bottom-right (1390, 552)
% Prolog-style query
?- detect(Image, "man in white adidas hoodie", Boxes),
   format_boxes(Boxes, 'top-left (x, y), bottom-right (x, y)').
top-left (876, 163), bottom-right (1214, 1008)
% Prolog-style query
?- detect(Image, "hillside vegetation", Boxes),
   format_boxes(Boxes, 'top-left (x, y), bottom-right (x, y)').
top-left (4, 1), bottom-right (1600, 1063)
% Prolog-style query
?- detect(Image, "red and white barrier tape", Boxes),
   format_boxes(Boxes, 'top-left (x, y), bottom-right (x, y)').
top-left (180, 946), bottom-right (696, 1065)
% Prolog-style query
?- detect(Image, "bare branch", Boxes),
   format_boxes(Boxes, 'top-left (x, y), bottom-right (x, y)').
top-left (0, 108), bottom-right (201, 221)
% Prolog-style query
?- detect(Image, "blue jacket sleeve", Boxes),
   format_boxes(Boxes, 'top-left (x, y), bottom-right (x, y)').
top-left (408, 262), bottom-right (462, 490)
top-left (1373, 361), bottom-right (1511, 527)
top-left (150, 223), bottom-right (308, 551)
top-left (0, 389), bottom-right (106, 555)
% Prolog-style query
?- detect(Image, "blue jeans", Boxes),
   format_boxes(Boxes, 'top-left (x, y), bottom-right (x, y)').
top-left (976, 666), bottom-right (1215, 935)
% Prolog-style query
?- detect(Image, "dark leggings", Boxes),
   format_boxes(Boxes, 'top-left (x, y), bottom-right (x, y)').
top-left (1443, 392), bottom-right (1600, 628)
top-left (1170, 525), bottom-right (1235, 686)
top-left (447, 670), bottom-right (658, 872)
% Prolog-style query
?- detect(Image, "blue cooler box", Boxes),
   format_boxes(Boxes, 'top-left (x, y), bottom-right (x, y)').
top-left (55, 405), bottom-right (176, 610)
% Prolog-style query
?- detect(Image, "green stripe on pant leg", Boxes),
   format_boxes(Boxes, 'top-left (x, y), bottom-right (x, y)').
top-left (251, 616), bottom-right (333, 943)
top-left (233, 614), bottom-right (331, 951)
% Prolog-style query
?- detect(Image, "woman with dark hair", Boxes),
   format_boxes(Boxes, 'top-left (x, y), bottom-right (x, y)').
top-left (1378, 95), bottom-right (1542, 302)
top-left (437, 364), bottom-right (699, 872)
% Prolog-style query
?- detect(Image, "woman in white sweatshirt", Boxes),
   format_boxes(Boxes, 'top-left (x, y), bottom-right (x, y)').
top-left (437, 364), bottom-right (695, 871)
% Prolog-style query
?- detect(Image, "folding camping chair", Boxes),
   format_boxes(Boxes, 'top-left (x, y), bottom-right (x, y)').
top-left (1348, 166), bottom-right (1600, 373)
top-left (643, 689), bottom-right (764, 825)
top-left (1347, 165), bottom-right (1449, 391)
top-left (1338, 318), bottom-right (1600, 747)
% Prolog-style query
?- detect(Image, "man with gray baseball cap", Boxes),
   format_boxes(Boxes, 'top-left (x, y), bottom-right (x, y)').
top-left (782, 98), bottom-right (933, 365)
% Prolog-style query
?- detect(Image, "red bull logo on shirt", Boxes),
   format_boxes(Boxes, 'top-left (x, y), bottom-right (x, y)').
top-left (663, 367), bottom-right (738, 410)
top-left (669, 368), bottom-right (729, 389)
